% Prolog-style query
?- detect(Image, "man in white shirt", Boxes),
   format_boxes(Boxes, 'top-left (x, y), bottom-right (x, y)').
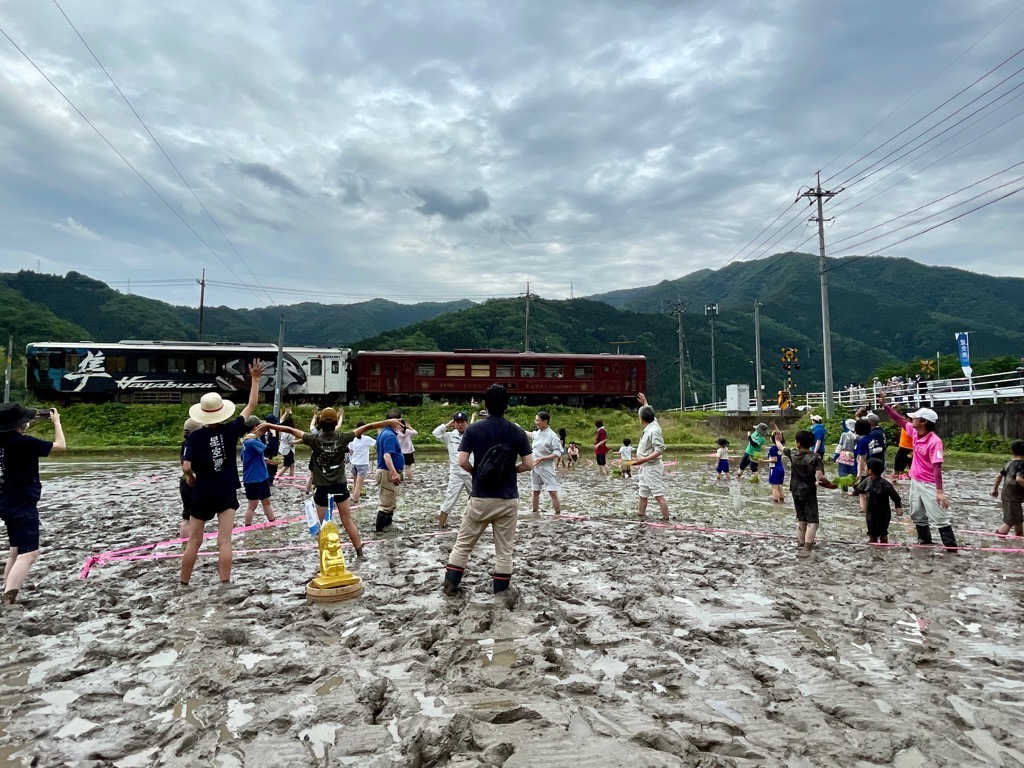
top-left (347, 422), bottom-right (376, 505)
top-left (633, 393), bottom-right (669, 521)
top-left (432, 411), bottom-right (471, 528)
top-left (526, 410), bottom-right (563, 515)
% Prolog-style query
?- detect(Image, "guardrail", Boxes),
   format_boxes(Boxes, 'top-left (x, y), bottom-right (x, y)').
top-left (667, 368), bottom-right (1024, 414)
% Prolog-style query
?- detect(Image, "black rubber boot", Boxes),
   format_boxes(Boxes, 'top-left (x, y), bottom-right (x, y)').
top-left (915, 525), bottom-right (934, 545)
top-left (375, 511), bottom-right (393, 532)
top-left (938, 526), bottom-right (959, 551)
top-left (492, 573), bottom-right (512, 594)
top-left (443, 565), bottom-right (464, 596)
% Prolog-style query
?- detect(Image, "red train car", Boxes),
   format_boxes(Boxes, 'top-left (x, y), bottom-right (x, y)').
top-left (356, 350), bottom-right (646, 406)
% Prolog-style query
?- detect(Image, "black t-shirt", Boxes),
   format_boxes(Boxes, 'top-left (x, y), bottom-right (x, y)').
top-left (1001, 459), bottom-right (1024, 503)
top-left (183, 416), bottom-right (246, 502)
top-left (459, 416), bottom-right (531, 500)
top-left (853, 475), bottom-right (902, 515)
top-left (301, 430), bottom-right (356, 487)
top-left (784, 447), bottom-right (823, 496)
top-left (0, 432), bottom-right (53, 508)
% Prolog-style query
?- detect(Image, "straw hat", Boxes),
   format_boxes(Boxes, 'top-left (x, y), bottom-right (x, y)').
top-left (188, 392), bottom-right (236, 425)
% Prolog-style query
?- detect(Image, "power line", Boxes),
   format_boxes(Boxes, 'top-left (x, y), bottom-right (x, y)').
top-left (0, 22), bottom-right (269, 307)
top-left (49, 0), bottom-right (277, 308)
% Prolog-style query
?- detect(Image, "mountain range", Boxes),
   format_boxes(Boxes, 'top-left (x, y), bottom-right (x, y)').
top-left (3, 253), bottom-right (1022, 406)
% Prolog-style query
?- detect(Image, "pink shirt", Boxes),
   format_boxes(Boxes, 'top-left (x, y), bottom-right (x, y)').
top-left (884, 404), bottom-right (944, 486)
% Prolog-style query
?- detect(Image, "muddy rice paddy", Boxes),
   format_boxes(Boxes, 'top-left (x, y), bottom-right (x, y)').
top-left (2, 453), bottom-right (1024, 767)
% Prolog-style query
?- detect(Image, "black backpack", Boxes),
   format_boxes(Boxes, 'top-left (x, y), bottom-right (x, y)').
top-left (473, 425), bottom-right (520, 491)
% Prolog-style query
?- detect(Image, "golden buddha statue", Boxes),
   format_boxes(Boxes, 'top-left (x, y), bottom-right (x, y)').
top-left (307, 520), bottom-right (362, 600)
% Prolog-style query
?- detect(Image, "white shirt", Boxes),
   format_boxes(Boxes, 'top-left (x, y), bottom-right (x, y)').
top-left (619, 445), bottom-right (634, 461)
top-left (527, 426), bottom-right (564, 463)
top-left (348, 434), bottom-right (376, 466)
top-left (637, 420), bottom-right (665, 469)
top-left (397, 427), bottom-right (417, 454)
top-left (432, 423), bottom-right (470, 473)
top-left (279, 431), bottom-right (296, 455)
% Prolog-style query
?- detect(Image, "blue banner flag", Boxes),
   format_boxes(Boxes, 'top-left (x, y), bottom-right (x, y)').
top-left (955, 332), bottom-right (972, 377)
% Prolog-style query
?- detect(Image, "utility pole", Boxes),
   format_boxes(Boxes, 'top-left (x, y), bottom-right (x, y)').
top-left (3, 335), bottom-right (12, 404)
top-left (799, 172), bottom-right (842, 417)
top-left (523, 282), bottom-right (534, 352)
top-left (273, 311), bottom-right (285, 417)
top-left (670, 301), bottom-right (688, 410)
top-left (705, 303), bottom-right (719, 405)
top-left (753, 300), bottom-right (763, 417)
top-left (197, 269), bottom-right (207, 342)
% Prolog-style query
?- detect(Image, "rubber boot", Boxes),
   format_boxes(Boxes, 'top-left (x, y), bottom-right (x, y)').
top-left (443, 565), bottom-right (464, 596)
top-left (492, 573), bottom-right (512, 594)
top-left (915, 525), bottom-right (934, 545)
top-left (938, 526), bottom-right (959, 552)
top-left (375, 511), bottom-right (393, 532)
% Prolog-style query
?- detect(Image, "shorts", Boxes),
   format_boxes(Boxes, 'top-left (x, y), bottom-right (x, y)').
top-left (866, 508), bottom-right (891, 538)
top-left (768, 468), bottom-right (785, 486)
top-left (244, 479), bottom-right (271, 501)
top-left (531, 463), bottom-right (559, 492)
top-left (793, 490), bottom-right (820, 524)
top-left (190, 494), bottom-right (239, 522)
top-left (1003, 499), bottom-right (1023, 526)
top-left (595, 454), bottom-right (607, 466)
top-left (351, 463), bottom-right (369, 479)
top-left (739, 454), bottom-right (759, 473)
top-left (2, 506), bottom-right (40, 554)
top-left (179, 478), bottom-right (194, 521)
top-left (716, 459), bottom-right (729, 473)
top-left (314, 484), bottom-right (351, 507)
top-left (638, 464), bottom-right (667, 498)
top-left (283, 451), bottom-right (295, 468)
top-left (403, 452), bottom-right (415, 466)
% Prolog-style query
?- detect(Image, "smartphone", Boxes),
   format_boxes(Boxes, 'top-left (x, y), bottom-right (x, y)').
top-left (35, 408), bottom-right (53, 417)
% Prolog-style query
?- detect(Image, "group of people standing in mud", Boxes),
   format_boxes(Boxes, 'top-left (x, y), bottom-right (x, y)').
top-left (4, 356), bottom-right (1024, 605)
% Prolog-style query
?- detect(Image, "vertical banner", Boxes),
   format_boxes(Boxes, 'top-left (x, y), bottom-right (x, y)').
top-left (955, 332), bottom-right (972, 378)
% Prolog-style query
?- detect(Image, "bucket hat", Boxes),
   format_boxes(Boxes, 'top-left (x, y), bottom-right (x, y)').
top-left (0, 403), bottom-right (39, 432)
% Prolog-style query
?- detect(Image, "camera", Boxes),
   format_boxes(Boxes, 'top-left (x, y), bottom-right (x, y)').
top-left (35, 409), bottom-right (53, 418)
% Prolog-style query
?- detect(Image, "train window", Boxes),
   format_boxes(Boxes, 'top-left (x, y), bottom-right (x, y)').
top-left (37, 354), bottom-right (50, 371)
top-left (416, 363), bottom-right (435, 376)
top-left (370, 362), bottom-right (381, 375)
top-left (166, 357), bottom-right (187, 373)
top-left (574, 365), bottom-right (592, 378)
top-left (196, 358), bottom-right (216, 374)
top-left (471, 364), bottom-right (490, 377)
top-left (105, 355), bottom-right (127, 373)
top-left (521, 365), bottom-right (537, 378)
top-left (137, 358), bottom-right (152, 373)
top-left (495, 364), bottom-right (514, 378)
top-left (310, 359), bottom-right (323, 376)
top-left (544, 365), bottom-right (564, 379)
top-left (66, 353), bottom-right (80, 371)
top-left (331, 360), bottom-right (340, 375)
top-left (445, 362), bottom-right (466, 377)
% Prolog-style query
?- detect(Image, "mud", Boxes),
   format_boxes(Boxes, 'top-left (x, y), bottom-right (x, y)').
top-left (3, 455), bottom-right (1024, 767)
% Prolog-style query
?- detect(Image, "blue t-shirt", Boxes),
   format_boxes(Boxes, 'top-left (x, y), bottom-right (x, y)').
top-left (768, 445), bottom-right (785, 483)
top-left (0, 432), bottom-right (53, 509)
top-left (241, 437), bottom-right (269, 484)
top-left (184, 416), bottom-right (246, 502)
top-left (855, 435), bottom-right (872, 469)
top-left (459, 416), bottom-right (532, 500)
top-left (811, 423), bottom-right (827, 455)
top-left (376, 426), bottom-right (405, 472)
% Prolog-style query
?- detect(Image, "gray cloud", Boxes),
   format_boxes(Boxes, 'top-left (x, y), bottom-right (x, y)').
top-left (410, 186), bottom-right (490, 221)
top-left (0, 0), bottom-right (1021, 308)
top-left (233, 161), bottom-right (308, 197)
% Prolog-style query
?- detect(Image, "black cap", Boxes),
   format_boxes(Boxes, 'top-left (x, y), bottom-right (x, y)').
top-left (453, 411), bottom-right (469, 421)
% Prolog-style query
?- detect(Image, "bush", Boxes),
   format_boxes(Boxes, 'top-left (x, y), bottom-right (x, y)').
top-left (945, 432), bottom-right (1011, 454)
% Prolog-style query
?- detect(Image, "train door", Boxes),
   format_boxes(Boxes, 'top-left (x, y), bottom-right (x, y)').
top-left (320, 354), bottom-right (346, 399)
top-left (306, 357), bottom-right (325, 395)
top-left (385, 359), bottom-right (402, 395)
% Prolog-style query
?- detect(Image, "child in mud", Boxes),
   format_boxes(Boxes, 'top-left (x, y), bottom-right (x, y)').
top-left (618, 438), bottom-right (634, 478)
top-left (991, 440), bottom-right (1024, 536)
top-left (261, 409), bottom-right (404, 557)
top-left (767, 431), bottom-right (785, 503)
top-left (277, 409), bottom-right (297, 479)
top-left (181, 359), bottom-right (265, 586)
top-left (240, 420), bottom-right (276, 527)
top-left (348, 422), bottom-right (376, 506)
top-left (566, 441), bottom-right (580, 468)
top-left (853, 457), bottom-right (903, 544)
top-left (736, 423), bottom-right (768, 481)
top-left (0, 404), bottom-right (66, 605)
top-left (714, 438), bottom-right (730, 480)
top-left (780, 429), bottom-right (837, 551)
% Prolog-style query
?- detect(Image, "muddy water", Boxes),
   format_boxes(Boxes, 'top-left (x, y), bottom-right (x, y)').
top-left (2, 454), bottom-right (1024, 766)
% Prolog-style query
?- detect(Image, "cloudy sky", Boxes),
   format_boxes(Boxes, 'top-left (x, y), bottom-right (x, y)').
top-left (2, 0), bottom-right (1023, 309)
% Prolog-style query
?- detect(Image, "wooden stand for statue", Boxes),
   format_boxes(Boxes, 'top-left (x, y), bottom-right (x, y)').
top-left (305, 520), bottom-right (362, 602)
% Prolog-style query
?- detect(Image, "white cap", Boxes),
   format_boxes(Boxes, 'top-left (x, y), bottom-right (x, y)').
top-left (810, 414), bottom-right (822, 422)
top-left (907, 407), bottom-right (938, 423)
